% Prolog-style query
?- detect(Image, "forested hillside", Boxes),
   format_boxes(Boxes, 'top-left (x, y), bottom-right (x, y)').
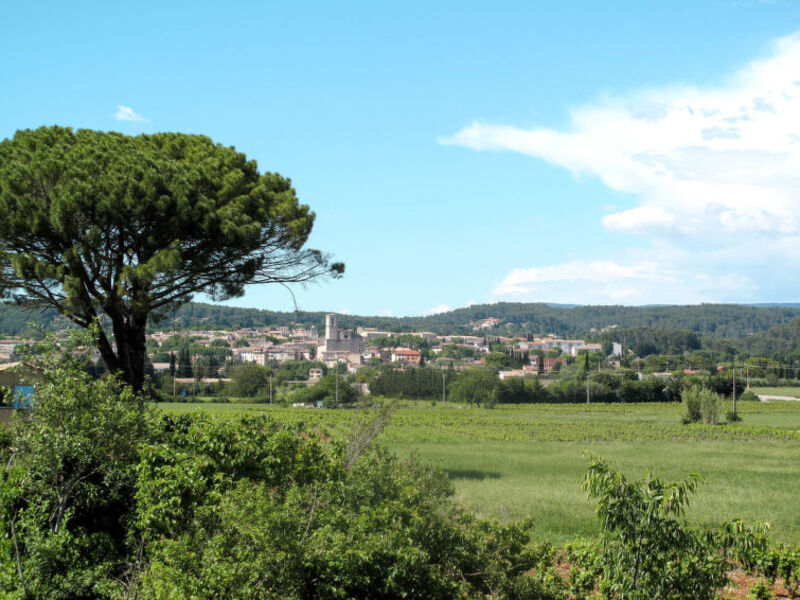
top-left (2, 301), bottom-right (800, 340)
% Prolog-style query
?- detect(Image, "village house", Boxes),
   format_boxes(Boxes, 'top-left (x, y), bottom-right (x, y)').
top-left (391, 347), bottom-right (421, 365)
top-left (543, 357), bottom-right (568, 372)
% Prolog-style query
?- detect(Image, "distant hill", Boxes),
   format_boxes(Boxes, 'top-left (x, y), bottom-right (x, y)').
top-left (730, 317), bottom-right (800, 359)
top-left (3, 301), bottom-right (800, 341)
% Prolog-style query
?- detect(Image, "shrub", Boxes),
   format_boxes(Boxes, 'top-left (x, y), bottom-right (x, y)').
top-left (135, 415), bottom-right (559, 599)
top-left (727, 410), bottom-right (743, 422)
top-left (739, 390), bottom-right (761, 402)
top-left (700, 390), bottom-right (723, 425)
top-left (0, 334), bottom-right (149, 598)
top-left (580, 456), bottom-right (728, 600)
top-left (682, 386), bottom-right (703, 423)
top-left (748, 580), bottom-right (774, 600)
top-left (681, 386), bottom-right (723, 425)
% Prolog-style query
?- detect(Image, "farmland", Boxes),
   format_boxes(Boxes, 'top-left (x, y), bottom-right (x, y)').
top-left (158, 400), bottom-right (800, 545)
top-left (753, 385), bottom-right (800, 398)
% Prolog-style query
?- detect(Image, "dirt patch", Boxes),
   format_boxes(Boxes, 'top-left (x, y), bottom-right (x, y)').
top-left (722, 570), bottom-right (792, 599)
top-left (549, 557), bottom-right (794, 599)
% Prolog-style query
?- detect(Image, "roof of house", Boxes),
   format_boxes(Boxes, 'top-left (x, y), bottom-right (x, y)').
top-left (393, 348), bottom-right (421, 356)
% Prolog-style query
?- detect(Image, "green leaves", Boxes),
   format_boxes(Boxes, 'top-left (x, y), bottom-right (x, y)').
top-left (0, 127), bottom-right (342, 390)
top-left (579, 456), bottom-right (727, 600)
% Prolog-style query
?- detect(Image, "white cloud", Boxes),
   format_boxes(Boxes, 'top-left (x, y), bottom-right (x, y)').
top-left (339, 308), bottom-right (352, 315)
top-left (422, 303), bottom-right (451, 315)
top-left (443, 32), bottom-right (800, 303)
top-left (492, 257), bottom-right (756, 305)
top-left (115, 105), bottom-right (148, 123)
top-left (441, 32), bottom-right (800, 240)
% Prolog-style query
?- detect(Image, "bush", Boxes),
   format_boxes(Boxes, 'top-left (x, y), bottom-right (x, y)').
top-left (682, 386), bottom-right (703, 423)
top-left (700, 390), bottom-right (723, 425)
top-left (580, 457), bottom-right (729, 600)
top-left (0, 335), bottom-right (149, 598)
top-left (135, 414), bottom-right (558, 599)
top-left (739, 390), bottom-right (761, 402)
top-left (727, 410), bottom-right (743, 422)
top-left (682, 386), bottom-right (723, 425)
top-left (748, 580), bottom-right (774, 600)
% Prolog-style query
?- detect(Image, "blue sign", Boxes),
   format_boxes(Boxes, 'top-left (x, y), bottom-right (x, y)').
top-left (13, 385), bottom-right (34, 409)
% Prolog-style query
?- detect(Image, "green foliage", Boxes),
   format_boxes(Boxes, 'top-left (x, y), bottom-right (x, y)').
top-left (682, 386), bottom-right (723, 425)
top-left (484, 351), bottom-right (511, 370)
top-left (683, 386), bottom-right (703, 423)
top-left (708, 372), bottom-right (746, 398)
top-left (447, 369), bottom-right (499, 406)
top-left (740, 390), bottom-right (761, 402)
top-left (274, 359), bottom-right (321, 380)
top-left (0, 127), bottom-right (341, 391)
top-left (700, 389), bottom-right (723, 425)
top-left (370, 367), bottom-right (446, 399)
top-left (748, 580), bottom-right (774, 600)
top-left (727, 409), bottom-right (743, 422)
top-left (0, 334), bottom-right (149, 598)
top-left (617, 379), bottom-right (668, 403)
top-left (601, 327), bottom-right (701, 357)
top-left (580, 456), bottom-right (728, 600)
top-left (775, 546), bottom-right (800, 598)
top-left (229, 362), bottom-right (270, 397)
top-left (134, 414), bottom-right (556, 599)
top-left (288, 373), bottom-right (358, 407)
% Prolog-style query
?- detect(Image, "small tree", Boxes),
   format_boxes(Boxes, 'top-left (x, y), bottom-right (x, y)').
top-left (447, 369), bottom-right (499, 406)
top-left (230, 362), bottom-right (270, 397)
top-left (582, 457), bottom-right (728, 600)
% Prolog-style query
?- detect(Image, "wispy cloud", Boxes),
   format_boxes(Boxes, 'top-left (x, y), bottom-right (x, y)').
top-left (492, 256), bottom-right (756, 305)
top-left (443, 32), bottom-right (800, 303)
top-left (115, 105), bottom-right (148, 123)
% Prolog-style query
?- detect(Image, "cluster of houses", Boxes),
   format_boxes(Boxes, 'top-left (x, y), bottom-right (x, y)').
top-left (0, 314), bottom-right (616, 383)
top-left (150, 314), bottom-right (610, 378)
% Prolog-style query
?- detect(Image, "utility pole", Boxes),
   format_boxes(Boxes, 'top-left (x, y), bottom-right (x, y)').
top-left (335, 359), bottom-right (339, 405)
top-left (269, 372), bottom-right (273, 405)
top-left (442, 369), bottom-right (446, 403)
top-left (586, 379), bottom-right (590, 404)
top-left (732, 362), bottom-right (737, 418)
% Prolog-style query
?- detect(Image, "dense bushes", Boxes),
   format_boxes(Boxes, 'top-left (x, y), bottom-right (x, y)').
top-left (0, 350), bottom-right (560, 599)
top-left (288, 373), bottom-right (359, 407)
top-left (370, 367), bottom-right (444, 399)
top-left (0, 342), bottom-right (148, 598)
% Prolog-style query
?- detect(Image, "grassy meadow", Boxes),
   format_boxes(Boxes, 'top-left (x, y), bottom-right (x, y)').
top-left (157, 400), bottom-right (800, 545)
top-left (753, 385), bottom-right (800, 398)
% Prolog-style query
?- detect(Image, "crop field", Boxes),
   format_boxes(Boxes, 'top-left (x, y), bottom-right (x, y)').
top-left (753, 386), bottom-right (800, 398)
top-left (158, 400), bottom-right (800, 545)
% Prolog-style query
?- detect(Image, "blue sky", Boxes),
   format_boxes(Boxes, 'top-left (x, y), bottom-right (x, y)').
top-left (2, 0), bottom-right (800, 316)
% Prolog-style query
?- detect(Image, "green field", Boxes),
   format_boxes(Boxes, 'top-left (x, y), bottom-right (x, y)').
top-left (157, 401), bottom-right (800, 545)
top-left (753, 386), bottom-right (800, 398)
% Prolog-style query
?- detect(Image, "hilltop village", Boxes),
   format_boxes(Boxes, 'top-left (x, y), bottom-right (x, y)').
top-left (136, 313), bottom-right (607, 395)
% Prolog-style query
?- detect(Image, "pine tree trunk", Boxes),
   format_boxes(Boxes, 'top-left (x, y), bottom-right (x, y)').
top-left (105, 310), bottom-right (148, 394)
